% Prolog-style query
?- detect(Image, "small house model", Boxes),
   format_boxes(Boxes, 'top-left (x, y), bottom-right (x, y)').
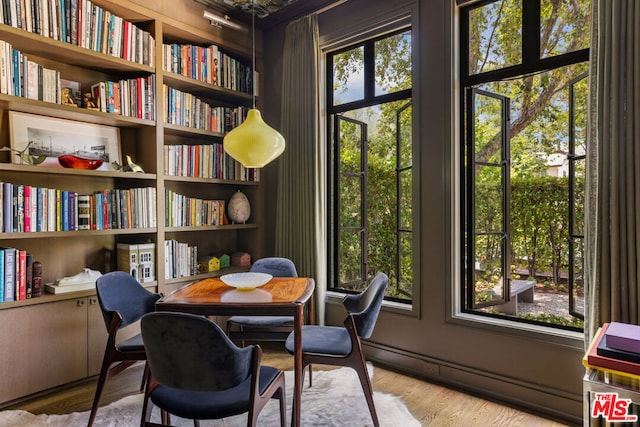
top-left (218, 253), bottom-right (231, 268)
top-left (231, 252), bottom-right (251, 266)
top-left (199, 255), bottom-right (220, 273)
top-left (137, 243), bottom-right (156, 283)
top-left (117, 243), bottom-right (139, 279)
top-left (117, 242), bottom-right (155, 283)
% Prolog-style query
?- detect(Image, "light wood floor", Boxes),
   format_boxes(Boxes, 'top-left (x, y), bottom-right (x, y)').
top-left (7, 344), bottom-right (577, 426)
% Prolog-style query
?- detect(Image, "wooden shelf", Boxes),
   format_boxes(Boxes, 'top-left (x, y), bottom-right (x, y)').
top-left (0, 23), bottom-right (154, 74)
top-left (0, 228), bottom-right (157, 240)
top-left (0, 281), bottom-right (157, 310)
top-left (0, 94), bottom-right (157, 127)
top-left (162, 72), bottom-right (253, 106)
top-left (164, 223), bottom-right (257, 233)
top-left (162, 174), bottom-right (258, 185)
top-left (0, 163), bottom-right (157, 180)
top-left (163, 122), bottom-right (225, 139)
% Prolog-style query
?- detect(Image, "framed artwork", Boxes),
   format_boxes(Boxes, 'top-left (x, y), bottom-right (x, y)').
top-left (8, 112), bottom-right (121, 171)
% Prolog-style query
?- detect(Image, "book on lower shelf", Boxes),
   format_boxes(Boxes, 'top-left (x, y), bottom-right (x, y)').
top-left (0, 247), bottom-right (38, 301)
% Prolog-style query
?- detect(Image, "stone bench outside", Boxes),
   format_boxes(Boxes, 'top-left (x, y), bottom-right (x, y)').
top-left (493, 279), bottom-right (536, 315)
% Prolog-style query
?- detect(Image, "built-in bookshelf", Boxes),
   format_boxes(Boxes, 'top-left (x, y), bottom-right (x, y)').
top-left (0, 0), bottom-right (264, 405)
top-left (161, 41), bottom-right (254, 95)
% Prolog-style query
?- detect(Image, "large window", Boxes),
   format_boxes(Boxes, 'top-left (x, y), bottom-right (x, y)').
top-left (460, 0), bottom-right (590, 329)
top-left (327, 28), bottom-right (413, 301)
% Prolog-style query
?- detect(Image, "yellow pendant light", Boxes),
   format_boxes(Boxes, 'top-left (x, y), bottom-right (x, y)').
top-left (224, 109), bottom-right (285, 168)
top-left (223, 0), bottom-right (285, 168)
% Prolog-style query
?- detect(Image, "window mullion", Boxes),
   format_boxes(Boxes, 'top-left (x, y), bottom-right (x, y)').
top-left (521, 0), bottom-right (541, 66)
top-left (364, 42), bottom-right (375, 101)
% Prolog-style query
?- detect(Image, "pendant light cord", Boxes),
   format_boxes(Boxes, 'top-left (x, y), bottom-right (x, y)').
top-left (252, 0), bottom-right (256, 109)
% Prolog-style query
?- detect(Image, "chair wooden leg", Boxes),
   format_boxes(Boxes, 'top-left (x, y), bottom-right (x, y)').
top-left (141, 393), bottom-right (154, 426)
top-left (161, 409), bottom-right (171, 425)
top-left (87, 357), bottom-right (111, 427)
top-left (353, 362), bottom-right (380, 427)
top-left (140, 361), bottom-right (150, 392)
top-left (279, 387), bottom-right (286, 427)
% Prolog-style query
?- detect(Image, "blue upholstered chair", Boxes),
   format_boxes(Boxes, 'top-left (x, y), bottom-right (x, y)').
top-left (284, 272), bottom-right (388, 427)
top-left (140, 311), bottom-right (286, 427)
top-left (226, 257), bottom-right (300, 346)
top-left (88, 271), bottom-right (162, 427)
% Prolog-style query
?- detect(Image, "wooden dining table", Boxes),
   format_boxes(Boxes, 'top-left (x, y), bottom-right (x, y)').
top-left (155, 276), bottom-right (315, 427)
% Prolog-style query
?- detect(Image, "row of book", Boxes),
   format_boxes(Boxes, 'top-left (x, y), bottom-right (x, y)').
top-left (162, 84), bottom-right (248, 132)
top-left (90, 76), bottom-right (156, 120)
top-left (163, 143), bottom-right (260, 182)
top-left (165, 189), bottom-right (227, 228)
top-left (0, 39), bottom-right (156, 118)
top-left (0, 247), bottom-right (43, 303)
top-left (162, 42), bottom-right (253, 95)
top-left (0, 40), bottom-right (61, 102)
top-left (0, 0), bottom-right (155, 66)
top-left (0, 182), bottom-right (156, 233)
top-left (164, 239), bottom-right (198, 279)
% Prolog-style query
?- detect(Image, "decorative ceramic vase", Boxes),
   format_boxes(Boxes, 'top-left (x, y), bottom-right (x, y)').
top-left (58, 154), bottom-right (104, 170)
top-left (227, 191), bottom-right (251, 224)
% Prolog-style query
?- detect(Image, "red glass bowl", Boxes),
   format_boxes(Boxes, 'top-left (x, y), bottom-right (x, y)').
top-left (58, 155), bottom-right (104, 170)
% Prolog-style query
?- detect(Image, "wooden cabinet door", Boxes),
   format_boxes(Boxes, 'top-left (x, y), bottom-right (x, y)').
top-left (0, 299), bottom-right (88, 403)
top-left (87, 296), bottom-right (109, 376)
top-left (86, 294), bottom-right (142, 377)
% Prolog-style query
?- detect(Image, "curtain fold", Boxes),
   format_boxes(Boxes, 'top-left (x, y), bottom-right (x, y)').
top-left (275, 15), bottom-right (326, 324)
top-left (585, 0), bottom-right (640, 346)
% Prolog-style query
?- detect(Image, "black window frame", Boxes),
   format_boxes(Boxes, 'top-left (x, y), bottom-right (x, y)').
top-left (460, 0), bottom-right (589, 329)
top-left (326, 27), bottom-right (413, 302)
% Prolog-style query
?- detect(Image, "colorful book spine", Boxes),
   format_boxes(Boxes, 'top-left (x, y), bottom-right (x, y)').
top-left (3, 183), bottom-right (11, 233)
top-left (0, 249), bottom-right (4, 302)
top-left (17, 249), bottom-right (26, 300)
top-left (77, 194), bottom-right (90, 230)
top-left (23, 185), bottom-right (31, 232)
top-left (2, 247), bottom-right (15, 302)
top-left (36, 187), bottom-right (43, 232)
top-left (68, 191), bottom-right (76, 231)
top-left (61, 190), bottom-right (69, 231)
top-left (32, 260), bottom-right (43, 297)
top-left (25, 253), bottom-right (33, 299)
top-left (16, 184), bottom-right (23, 232)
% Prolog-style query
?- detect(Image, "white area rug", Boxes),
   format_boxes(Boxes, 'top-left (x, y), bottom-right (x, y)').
top-left (0, 366), bottom-right (420, 427)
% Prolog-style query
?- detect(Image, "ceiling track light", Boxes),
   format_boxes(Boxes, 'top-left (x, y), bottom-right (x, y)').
top-left (203, 10), bottom-right (247, 31)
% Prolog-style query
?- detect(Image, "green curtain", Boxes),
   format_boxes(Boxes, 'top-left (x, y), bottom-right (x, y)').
top-left (275, 15), bottom-right (326, 324)
top-left (585, 0), bottom-right (640, 346)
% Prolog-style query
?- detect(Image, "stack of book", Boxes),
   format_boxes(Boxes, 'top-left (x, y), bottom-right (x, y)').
top-left (1, 182), bottom-right (156, 233)
top-left (164, 189), bottom-right (226, 228)
top-left (162, 42), bottom-right (253, 94)
top-left (0, 40), bottom-right (61, 102)
top-left (0, 0), bottom-right (155, 66)
top-left (164, 239), bottom-right (197, 279)
top-left (0, 247), bottom-right (39, 302)
top-left (163, 143), bottom-right (259, 181)
top-left (585, 322), bottom-right (640, 376)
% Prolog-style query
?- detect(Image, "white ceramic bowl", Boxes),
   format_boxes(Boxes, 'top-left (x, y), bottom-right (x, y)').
top-left (220, 272), bottom-right (273, 291)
